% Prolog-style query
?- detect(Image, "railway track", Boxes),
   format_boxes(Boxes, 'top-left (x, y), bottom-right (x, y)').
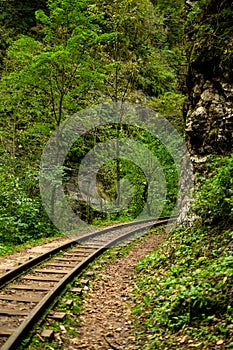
top-left (0, 216), bottom-right (175, 350)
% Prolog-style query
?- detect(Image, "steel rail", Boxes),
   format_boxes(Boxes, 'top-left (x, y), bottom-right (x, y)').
top-left (0, 215), bottom-right (176, 288)
top-left (0, 218), bottom-right (172, 350)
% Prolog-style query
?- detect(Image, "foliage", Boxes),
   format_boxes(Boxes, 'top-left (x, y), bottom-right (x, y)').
top-left (0, 0), bottom-right (187, 250)
top-left (185, 0), bottom-right (233, 78)
top-left (0, 157), bottom-right (59, 253)
top-left (0, 1), bottom-right (107, 140)
top-left (147, 91), bottom-right (185, 133)
top-left (151, 0), bottom-right (185, 48)
top-left (64, 124), bottom-right (179, 223)
top-left (195, 155), bottom-right (233, 225)
top-left (86, 0), bottom-right (183, 102)
top-left (0, 0), bottom-right (47, 66)
top-left (132, 155), bottom-right (233, 349)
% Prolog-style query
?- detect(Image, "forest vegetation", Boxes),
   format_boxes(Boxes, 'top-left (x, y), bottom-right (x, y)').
top-left (0, 0), bottom-right (232, 348)
top-left (0, 0), bottom-right (185, 249)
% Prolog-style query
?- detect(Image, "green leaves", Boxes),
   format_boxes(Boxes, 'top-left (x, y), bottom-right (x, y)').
top-left (132, 155), bottom-right (233, 349)
top-left (195, 155), bottom-right (233, 224)
top-left (0, 0), bottom-right (185, 253)
top-left (0, 162), bottom-right (58, 249)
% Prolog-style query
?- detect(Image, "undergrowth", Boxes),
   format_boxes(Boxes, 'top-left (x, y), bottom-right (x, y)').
top-left (133, 155), bottom-right (233, 349)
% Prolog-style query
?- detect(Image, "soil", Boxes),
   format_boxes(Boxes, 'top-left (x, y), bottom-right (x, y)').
top-left (64, 232), bottom-right (166, 350)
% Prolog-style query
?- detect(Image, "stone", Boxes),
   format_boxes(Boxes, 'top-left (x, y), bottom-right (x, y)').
top-left (41, 329), bottom-right (54, 339)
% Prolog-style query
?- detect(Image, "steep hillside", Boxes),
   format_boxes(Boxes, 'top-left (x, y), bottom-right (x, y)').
top-left (133, 155), bottom-right (233, 349)
top-left (132, 1), bottom-right (233, 348)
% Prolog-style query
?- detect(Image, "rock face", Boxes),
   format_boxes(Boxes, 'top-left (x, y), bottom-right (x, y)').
top-left (185, 80), bottom-right (233, 167)
top-left (184, 0), bottom-right (233, 172)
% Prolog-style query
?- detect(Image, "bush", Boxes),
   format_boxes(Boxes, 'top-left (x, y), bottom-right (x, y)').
top-left (132, 155), bottom-right (233, 348)
top-left (0, 163), bottom-right (58, 249)
top-left (195, 155), bottom-right (233, 225)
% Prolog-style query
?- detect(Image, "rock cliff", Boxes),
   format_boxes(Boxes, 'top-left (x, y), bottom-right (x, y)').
top-left (184, 0), bottom-right (233, 172)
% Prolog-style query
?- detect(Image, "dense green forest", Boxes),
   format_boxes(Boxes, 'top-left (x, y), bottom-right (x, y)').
top-left (0, 0), bottom-right (185, 248)
top-left (0, 0), bottom-right (232, 348)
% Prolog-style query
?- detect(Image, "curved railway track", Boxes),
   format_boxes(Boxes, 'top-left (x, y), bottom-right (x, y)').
top-left (0, 216), bottom-right (175, 350)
